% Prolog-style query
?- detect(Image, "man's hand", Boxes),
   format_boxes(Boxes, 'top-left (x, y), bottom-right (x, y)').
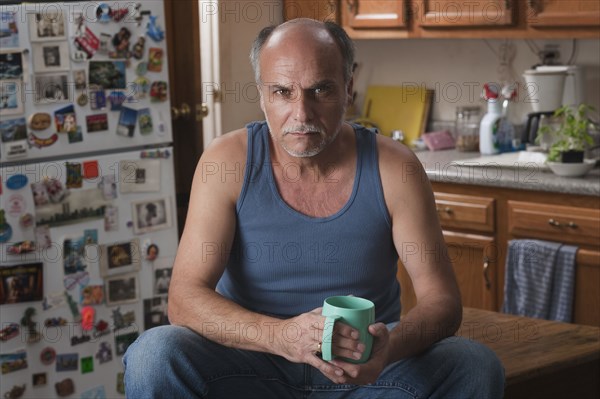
top-left (323, 323), bottom-right (391, 385)
top-left (275, 308), bottom-right (367, 384)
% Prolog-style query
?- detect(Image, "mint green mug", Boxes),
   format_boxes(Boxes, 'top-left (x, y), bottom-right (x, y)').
top-left (321, 296), bottom-right (375, 364)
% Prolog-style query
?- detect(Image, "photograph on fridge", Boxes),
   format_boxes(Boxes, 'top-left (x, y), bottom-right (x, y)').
top-left (0, 49), bottom-right (25, 80)
top-left (0, 11), bottom-right (19, 48)
top-left (131, 197), bottom-right (172, 234)
top-left (0, 80), bottom-right (24, 116)
top-left (31, 41), bottom-right (70, 73)
top-left (27, 10), bottom-right (66, 42)
top-left (99, 238), bottom-right (141, 277)
top-left (119, 159), bottom-right (161, 193)
top-left (0, 263), bottom-right (44, 305)
top-left (105, 273), bottom-right (139, 306)
top-left (33, 72), bottom-right (69, 103)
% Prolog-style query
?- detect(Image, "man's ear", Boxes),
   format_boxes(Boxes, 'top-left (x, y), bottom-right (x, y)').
top-left (258, 85), bottom-right (265, 113)
top-left (346, 77), bottom-right (354, 108)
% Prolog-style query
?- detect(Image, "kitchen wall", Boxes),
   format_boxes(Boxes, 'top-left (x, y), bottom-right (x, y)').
top-left (213, 3), bottom-right (600, 134)
top-left (354, 39), bottom-right (600, 126)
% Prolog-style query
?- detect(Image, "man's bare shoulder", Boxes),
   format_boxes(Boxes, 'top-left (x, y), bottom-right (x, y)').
top-left (375, 134), bottom-right (424, 175)
top-left (201, 127), bottom-right (248, 164)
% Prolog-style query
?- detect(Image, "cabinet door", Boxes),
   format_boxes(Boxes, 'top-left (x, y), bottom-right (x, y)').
top-left (444, 231), bottom-right (497, 310)
top-left (345, 0), bottom-right (408, 28)
top-left (528, 0), bottom-right (600, 27)
top-left (397, 231), bottom-right (496, 314)
top-left (283, 0), bottom-right (340, 22)
top-left (573, 250), bottom-right (600, 327)
top-left (418, 0), bottom-right (515, 27)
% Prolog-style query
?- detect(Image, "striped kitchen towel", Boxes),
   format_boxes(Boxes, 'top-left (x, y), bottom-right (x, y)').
top-left (502, 239), bottom-right (577, 323)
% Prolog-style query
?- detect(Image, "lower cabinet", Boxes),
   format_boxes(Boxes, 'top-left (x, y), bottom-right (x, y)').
top-left (397, 182), bottom-right (600, 327)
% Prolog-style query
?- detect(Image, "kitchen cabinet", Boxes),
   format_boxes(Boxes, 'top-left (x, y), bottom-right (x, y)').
top-left (282, 0), bottom-right (340, 22)
top-left (397, 192), bottom-right (498, 313)
top-left (397, 182), bottom-right (600, 327)
top-left (338, 0), bottom-right (599, 38)
top-left (344, 0), bottom-right (408, 29)
top-left (527, 0), bottom-right (600, 28)
top-left (417, 0), bottom-right (515, 28)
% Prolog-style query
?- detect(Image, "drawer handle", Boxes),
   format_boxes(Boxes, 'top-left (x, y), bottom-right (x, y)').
top-left (436, 206), bottom-right (453, 214)
top-left (483, 256), bottom-right (491, 290)
top-left (548, 218), bottom-right (561, 227)
top-left (568, 221), bottom-right (578, 229)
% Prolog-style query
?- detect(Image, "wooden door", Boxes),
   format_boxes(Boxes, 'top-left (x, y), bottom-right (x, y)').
top-left (164, 0), bottom-right (204, 236)
top-left (417, 0), bottom-right (515, 27)
top-left (528, 0), bottom-right (600, 27)
top-left (345, 0), bottom-right (408, 28)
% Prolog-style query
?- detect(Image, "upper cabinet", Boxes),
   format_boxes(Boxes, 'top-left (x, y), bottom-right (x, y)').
top-left (527, 0), bottom-right (600, 27)
top-left (282, 1), bottom-right (600, 39)
top-left (345, 0), bottom-right (408, 29)
top-left (418, 0), bottom-right (515, 28)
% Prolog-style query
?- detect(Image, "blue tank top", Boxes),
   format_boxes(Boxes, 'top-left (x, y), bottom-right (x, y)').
top-left (216, 121), bottom-right (401, 323)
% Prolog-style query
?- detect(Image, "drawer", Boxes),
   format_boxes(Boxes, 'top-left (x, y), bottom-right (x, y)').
top-left (434, 192), bottom-right (495, 233)
top-left (508, 201), bottom-right (600, 247)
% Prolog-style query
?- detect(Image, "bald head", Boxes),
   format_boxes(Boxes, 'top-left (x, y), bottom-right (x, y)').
top-left (249, 19), bottom-right (355, 84)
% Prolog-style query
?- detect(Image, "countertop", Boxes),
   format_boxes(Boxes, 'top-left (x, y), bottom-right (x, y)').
top-left (414, 149), bottom-right (600, 196)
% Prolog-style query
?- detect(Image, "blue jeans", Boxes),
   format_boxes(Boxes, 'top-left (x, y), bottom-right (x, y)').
top-left (124, 324), bottom-right (504, 398)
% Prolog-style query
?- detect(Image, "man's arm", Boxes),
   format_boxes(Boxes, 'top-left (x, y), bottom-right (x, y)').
top-left (379, 136), bottom-right (462, 362)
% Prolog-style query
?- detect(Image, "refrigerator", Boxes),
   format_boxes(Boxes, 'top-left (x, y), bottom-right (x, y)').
top-left (1, 2), bottom-right (178, 397)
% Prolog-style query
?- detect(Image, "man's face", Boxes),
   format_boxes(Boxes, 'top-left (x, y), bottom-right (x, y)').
top-left (258, 28), bottom-right (352, 158)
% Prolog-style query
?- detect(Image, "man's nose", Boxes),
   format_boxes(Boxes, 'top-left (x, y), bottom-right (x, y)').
top-left (293, 91), bottom-right (314, 122)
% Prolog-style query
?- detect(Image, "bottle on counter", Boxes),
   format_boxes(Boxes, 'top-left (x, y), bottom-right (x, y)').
top-left (455, 106), bottom-right (481, 152)
top-left (479, 84), bottom-right (502, 155)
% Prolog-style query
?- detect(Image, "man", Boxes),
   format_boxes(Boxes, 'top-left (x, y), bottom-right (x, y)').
top-left (124, 18), bottom-right (504, 398)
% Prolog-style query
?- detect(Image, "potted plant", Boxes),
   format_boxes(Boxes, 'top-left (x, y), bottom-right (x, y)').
top-left (540, 103), bottom-right (595, 163)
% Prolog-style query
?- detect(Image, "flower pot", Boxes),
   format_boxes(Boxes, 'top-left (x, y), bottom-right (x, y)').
top-left (561, 150), bottom-right (584, 163)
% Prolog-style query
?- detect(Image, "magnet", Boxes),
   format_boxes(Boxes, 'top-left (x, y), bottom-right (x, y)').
top-left (44, 317), bottom-right (67, 327)
top-left (96, 341), bottom-right (113, 363)
top-left (71, 334), bottom-right (91, 345)
top-left (28, 132), bottom-right (58, 149)
top-left (32, 372), bottom-right (47, 387)
top-left (146, 243), bottom-right (159, 261)
top-left (55, 378), bottom-right (74, 397)
top-left (146, 15), bottom-right (165, 42)
top-left (90, 88), bottom-right (107, 110)
top-left (65, 291), bottom-right (81, 322)
top-left (77, 93), bottom-right (88, 106)
top-left (74, 27), bottom-right (99, 59)
top-left (7, 240), bottom-right (36, 255)
top-left (83, 160), bottom-right (99, 179)
top-left (108, 90), bottom-right (126, 111)
top-left (149, 81), bottom-right (168, 102)
top-left (99, 32), bottom-right (111, 54)
top-left (110, 7), bottom-right (129, 22)
top-left (44, 178), bottom-right (68, 203)
top-left (0, 210), bottom-right (13, 243)
top-left (40, 346), bottom-right (56, 366)
top-left (3, 384), bottom-right (25, 399)
top-left (81, 306), bottom-right (95, 331)
top-left (109, 27), bottom-right (131, 59)
top-left (0, 323), bottom-right (20, 342)
top-left (6, 141), bottom-right (28, 160)
top-left (65, 162), bottom-right (83, 189)
top-left (96, 4), bottom-right (112, 23)
top-left (147, 47), bottom-right (163, 72)
top-left (6, 174), bottom-right (28, 190)
top-left (7, 194), bottom-right (25, 217)
top-left (140, 149), bottom-right (170, 159)
top-left (94, 319), bottom-right (110, 338)
top-left (135, 61), bottom-right (148, 76)
top-left (132, 37), bottom-right (146, 59)
top-left (19, 213), bottom-right (33, 228)
top-left (28, 113), bottom-right (52, 131)
top-left (116, 372), bottom-right (125, 394)
top-left (21, 307), bottom-right (42, 343)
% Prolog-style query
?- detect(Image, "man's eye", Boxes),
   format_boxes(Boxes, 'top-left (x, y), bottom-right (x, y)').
top-left (274, 89), bottom-right (291, 96)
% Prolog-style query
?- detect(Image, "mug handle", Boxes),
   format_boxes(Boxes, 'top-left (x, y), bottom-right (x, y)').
top-left (321, 315), bottom-right (340, 361)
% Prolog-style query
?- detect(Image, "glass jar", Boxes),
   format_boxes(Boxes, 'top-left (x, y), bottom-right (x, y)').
top-left (454, 106), bottom-right (481, 152)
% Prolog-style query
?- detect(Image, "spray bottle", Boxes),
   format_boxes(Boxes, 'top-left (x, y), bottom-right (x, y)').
top-left (479, 83), bottom-right (502, 155)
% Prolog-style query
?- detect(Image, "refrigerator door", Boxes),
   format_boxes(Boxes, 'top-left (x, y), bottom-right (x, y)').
top-left (0, 1), bottom-right (172, 163)
top-left (0, 147), bottom-right (178, 397)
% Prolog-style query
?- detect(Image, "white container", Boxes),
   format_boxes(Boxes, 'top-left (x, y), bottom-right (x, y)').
top-left (536, 65), bottom-right (585, 107)
top-left (479, 100), bottom-right (502, 155)
top-left (522, 69), bottom-right (567, 112)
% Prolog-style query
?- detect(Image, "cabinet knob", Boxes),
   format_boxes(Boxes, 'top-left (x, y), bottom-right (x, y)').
top-left (548, 218), bottom-right (561, 227)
